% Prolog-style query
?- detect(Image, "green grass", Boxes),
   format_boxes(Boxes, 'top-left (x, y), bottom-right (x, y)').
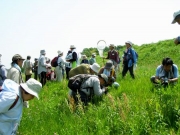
top-left (17, 39), bottom-right (180, 135)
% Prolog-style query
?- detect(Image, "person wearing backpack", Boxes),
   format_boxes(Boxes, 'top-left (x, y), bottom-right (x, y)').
top-left (150, 57), bottom-right (179, 88)
top-left (80, 55), bottom-right (89, 64)
top-left (55, 50), bottom-right (65, 82)
top-left (68, 74), bottom-right (108, 105)
top-left (171, 10), bottom-right (180, 45)
top-left (23, 55), bottom-right (33, 81)
top-left (122, 41), bottom-right (137, 79)
top-left (0, 78), bottom-right (42, 135)
top-left (38, 50), bottom-right (49, 87)
top-left (66, 45), bottom-right (78, 69)
top-left (68, 63), bottom-right (100, 78)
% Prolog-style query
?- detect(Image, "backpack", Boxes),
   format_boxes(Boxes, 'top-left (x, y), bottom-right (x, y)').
top-left (51, 56), bottom-right (59, 67)
top-left (68, 74), bottom-right (92, 92)
top-left (123, 49), bottom-right (138, 63)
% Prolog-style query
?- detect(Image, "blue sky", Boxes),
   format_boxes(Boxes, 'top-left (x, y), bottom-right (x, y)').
top-left (0, 0), bottom-right (180, 68)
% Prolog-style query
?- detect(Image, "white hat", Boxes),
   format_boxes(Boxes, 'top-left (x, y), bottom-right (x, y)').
top-left (20, 78), bottom-right (42, 99)
top-left (70, 45), bottom-right (76, 49)
top-left (40, 50), bottom-right (46, 55)
top-left (90, 63), bottom-right (100, 73)
top-left (57, 50), bottom-right (63, 55)
top-left (172, 10), bottom-right (180, 24)
top-left (125, 41), bottom-right (133, 46)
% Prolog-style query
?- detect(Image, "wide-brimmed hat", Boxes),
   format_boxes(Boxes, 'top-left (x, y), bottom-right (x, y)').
top-left (40, 50), bottom-right (46, 55)
top-left (90, 63), bottom-right (100, 73)
top-left (20, 78), bottom-right (42, 99)
top-left (104, 60), bottom-right (113, 69)
top-left (57, 50), bottom-right (63, 55)
top-left (12, 54), bottom-right (25, 61)
top-left (125, 41), bottom-right (133, 46)
top-left (172, 10), bottom-right (180, 24)
top-left (70, 45), bottom-right (76, 49)
top-left (99, 74), bottom-right (108, 84)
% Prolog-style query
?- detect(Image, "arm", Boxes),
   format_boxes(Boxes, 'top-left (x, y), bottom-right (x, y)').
top-left (169, 65), bottom-right (179, 82)
top-left (40, 57), bottom-right (48, 67)
top-left (131, 49), bottom-right (137, 64)
top-left (93, 78), bottom-right (105, 96)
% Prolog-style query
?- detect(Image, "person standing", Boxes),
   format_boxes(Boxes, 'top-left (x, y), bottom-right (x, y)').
top-left (23, 55), bottom-right (33, 81)
top-left (66, 45), bottom-right (78, 69)
top-left (33, 58), bottom-right (38, 80)
top-left (0, 78), bottom-right (42, 135)
top-left (89, 53), bottom-right (96, 65)
top-left (7, 54), bottom-right (25, 84)
top-left (171, 10), bottom-right (180, 45)
top-left (122, 41), bottom-right (137, 79)
top-left (38, 50), bottom-right (48, 87)
top-left (55, 50), bottom-right (65, 82)
top-left (103, 44), bottom-right (119, 71)
top-left (80, 55), bottom-right (89, 64)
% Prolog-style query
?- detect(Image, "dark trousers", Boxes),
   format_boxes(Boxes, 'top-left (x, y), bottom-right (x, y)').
top-left (34, 71), bottom-right (38, 80)
top-left (122, 63), bottom-right (135, 79)
top-left (66, 67), bottom-right (71, 80)
top-left (40, 71), bottom-right (47, 87)
top-left (25, 75), bottom-right (31, 81)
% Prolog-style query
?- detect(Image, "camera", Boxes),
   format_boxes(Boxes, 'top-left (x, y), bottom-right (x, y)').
top-left (161, 77), bottom-right (169, 88)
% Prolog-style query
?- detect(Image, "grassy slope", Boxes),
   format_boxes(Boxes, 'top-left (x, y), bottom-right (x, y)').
top-left (18, 39), bottom-right (180, 135)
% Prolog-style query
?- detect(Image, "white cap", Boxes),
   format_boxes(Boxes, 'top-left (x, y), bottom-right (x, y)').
top-left (90, 63), bottom-right (100, 73)
top-left (20, 78), bottom-right (42, 99)
top-left (70, 45), bottom-right (76, 49)
top-left (40, 50), bottom-right (46, 55)
top-left (172, 10), bottom-right (180, 24)
top-left (125, 41), bottom-right (133, 46)
top-left (57, 50), bottom-right (63, 55)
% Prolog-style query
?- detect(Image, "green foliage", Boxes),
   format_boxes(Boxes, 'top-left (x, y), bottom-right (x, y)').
top-left (18, 39), bottom-right (180, 134)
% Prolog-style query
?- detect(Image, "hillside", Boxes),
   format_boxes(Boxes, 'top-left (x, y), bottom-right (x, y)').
top-left (18, 39), bottom-right (180, 135)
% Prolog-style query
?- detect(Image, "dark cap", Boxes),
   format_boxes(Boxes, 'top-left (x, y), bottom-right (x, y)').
top-left (104, 60), bottom-right (113, 69)
top-left (12, 54), bottom-right (25, 61)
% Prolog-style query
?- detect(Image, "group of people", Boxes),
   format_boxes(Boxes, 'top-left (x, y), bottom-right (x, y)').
top-left (0, 10), bottom-right (180, 134)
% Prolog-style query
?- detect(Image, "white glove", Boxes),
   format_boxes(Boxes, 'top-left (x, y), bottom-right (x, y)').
top-left (134, 64), bottom-right (137, 70)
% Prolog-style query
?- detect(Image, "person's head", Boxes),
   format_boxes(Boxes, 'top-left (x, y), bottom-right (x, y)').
top-left (98, 74), bottom-right (108, 86)
top-left (82, 55), bottom-right (87, 59)
top-left (70, 45), bottom-right (76, 50)
top-left (40, 50), bottom-right (46, 55)
top-left (92, 53), bottom-right (96, 58)
top-left (162, 57), bottom-right (174, 72)
top-left (12, 54), bottom-right (25, 67)
top-left (34, 58), bottom-right (38, 61)
top-left (90, 63), bottom-right (100, 74)
top-left (125, 41), bottom-right (133, 48)
top-left (104, 60), bottom-right (113, 71)
top-left (109, 44), bottom-right (115, 50)
top-left (20, 78), bottom-right (42, 101)
top-left (27, 55), bottom-right (31, 60)
top-left (172, 10), bottom-right (180, 25)
top-left (57, 50), bottom-right (63, 56)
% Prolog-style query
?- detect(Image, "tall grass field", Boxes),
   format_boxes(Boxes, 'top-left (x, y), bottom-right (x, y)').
top-left (18, 39), bottom-right (180, 135)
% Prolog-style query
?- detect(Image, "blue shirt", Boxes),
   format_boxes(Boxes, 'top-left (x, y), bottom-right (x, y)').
top-left (124, 48), bottom-right (137, 67)
top-left (155, 64), bottom-right (179, 79)
top-left (0, 79), bottom-right (23, 135)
